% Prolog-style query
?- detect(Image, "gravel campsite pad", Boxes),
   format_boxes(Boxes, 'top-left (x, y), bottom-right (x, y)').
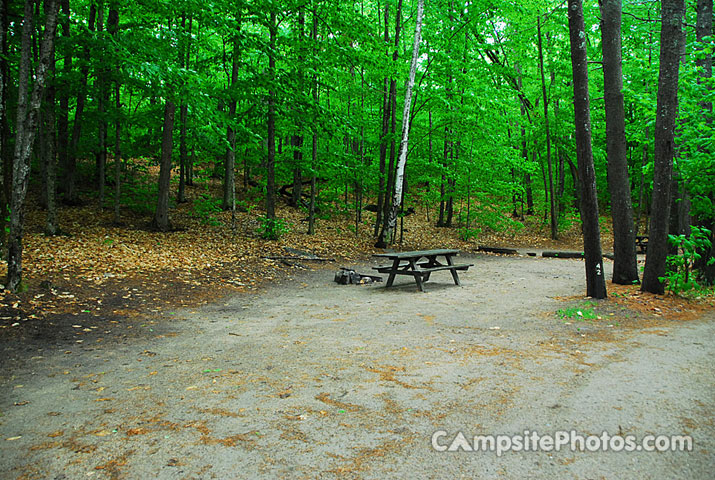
top-left (1, 253), bottom-right (713, 479)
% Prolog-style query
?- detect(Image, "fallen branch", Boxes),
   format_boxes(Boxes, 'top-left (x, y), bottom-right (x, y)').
top-left (261, 256), bottom-right (335, 262)
top-left (477, 245), bottom-right (519, 255)
top-left (542, 251), bottom-right (585, 259)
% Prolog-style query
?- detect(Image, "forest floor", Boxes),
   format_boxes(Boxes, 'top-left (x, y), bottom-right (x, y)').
top-left (0, 176), bottom-right (714, 478)
top-left (0, 254), bottom-right (713, 479)
top-left (0, 171), bottom-right (612, 339)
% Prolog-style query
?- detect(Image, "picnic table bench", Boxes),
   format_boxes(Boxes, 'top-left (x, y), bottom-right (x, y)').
top-left (372, 249), bottom-right (472, 292)
top-left (636, 235), bottom-right (648, 254)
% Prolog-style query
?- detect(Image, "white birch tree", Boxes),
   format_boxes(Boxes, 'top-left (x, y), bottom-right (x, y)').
top-left (381, 0), bottom-right (424, 245)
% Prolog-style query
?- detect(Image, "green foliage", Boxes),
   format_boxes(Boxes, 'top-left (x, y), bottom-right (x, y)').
top-left (256, 216), bottom-right (290, 241)
top-left (661, 227), bottom-right (714, 297)
top-left (557, 209), bottom-right (580, 234)
top-left (236, 200), bottom-right (256, 215)
top-left (458, 226), bottom-right (480, 242)
top-left (557, 303), bottom-right (599, 320)
top-left (469, 201), bottom-right (525, 235)
top-left (122, 181), bottom-right (159, 216)
top-left (15, 280), bottom-right (29, 294)
top-left (5, 0), bottom-right (713, 258)
top-left (191, 193), bottom-right (223, 226)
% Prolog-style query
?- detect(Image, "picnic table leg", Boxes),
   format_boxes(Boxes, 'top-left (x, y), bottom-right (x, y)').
top-left (445, 255), bottom-right (461, 286)
top-left (407, 259), bottom-right (426, 291)
top-left (385, 258), bottom-right (400, 287)
top-left (422, 255), bottom-right (438, 282)
top-left (414, 273), bottom-right (425, 292)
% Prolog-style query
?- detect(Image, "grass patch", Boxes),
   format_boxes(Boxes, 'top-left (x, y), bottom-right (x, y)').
top-left (557, 304), bottom-right (599, 320)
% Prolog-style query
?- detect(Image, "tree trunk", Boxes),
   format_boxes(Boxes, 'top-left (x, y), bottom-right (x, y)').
top-left (567, 0), bottom-right (607, 299)
top-left (696, 0), bottom-right (713, 115)
top-left (600, 0), bottom-right (639, 284)
top-left (375, 0), bottom-right (402, 247)
top-left (694, 0), bottom-right (714, 284)
top-left (374, 3), bottom-right (390, 237)
top-left (151, 100), bottom-right (175, 232)
top-left (178, 15), bottom-right (191, 205)
top-left (55, 0), bottom-right (70, 215)
top-left (222, 117), bottom-right (235, 210)
top-left (308, 9), bottom-right (318, 235)
top-left (64, 2), bottom-right (96, 205)
top-left (188, 146), bottom-right (194, 186)
top-left (380, 0), bottom-right (424, 245)
top-left (185, 17), bottom-right (197, 189)
top-left (438, 170), bottom-right (446, 226)
top-left (223, 15), bottom-right (239, 210)
top-left (308, 135), bottom-right (317, 234)
top-left (291, 9), bottom-right (304, 210)
top-left (113, 81), bottom-right (121, 224)
top-left (634, 126), bottom-right (649, 235)
top-left (265, 11), bottom-right (277, 220)
top-left (96, 3), bottom-right (107, 210)
top-left (538, 16), bottom-right (558, 240)
top-left (7, 0), bottom-right (60, 292)
top-left (291, 145), bottom-right (302, 207)
top-left (44, 43), bottom-right (58, 235)
top-left (108, 5), bottom-right (121, 224)
top-left (0, 0), bottom-right (9, 249)
top-left (642, 0), bottom-right (686, 294)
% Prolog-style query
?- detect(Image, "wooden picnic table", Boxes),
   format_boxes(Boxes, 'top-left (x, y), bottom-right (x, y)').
top-left (372, 249), bottom-right (473, 292)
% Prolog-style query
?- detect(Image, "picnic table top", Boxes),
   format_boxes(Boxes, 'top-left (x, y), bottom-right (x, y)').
top-left (372, 249), bottom-right (461, 259)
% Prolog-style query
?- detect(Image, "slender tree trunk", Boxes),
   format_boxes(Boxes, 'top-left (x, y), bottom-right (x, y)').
top-left (669, 22), bottom-right (690, 248)
top-left (108, 4), bottom-right (120, 224)
top-left (696, 0), bottom-right (713, 118)
top-left (515, 64), bottom-right (534, 216)
top-left (7, 0), bottom-right (60, 292)
top-left (308, 9), bottom-right (318, 235)
top-left (44, 46), bottom-right (58, 235)
top-left (188, 146), bottom-right (195, 186)
top-left (384, 107), bottom-right (399, 229)
top-left (151, 101), bottom-right (175, 232)
top-left (308, 134), bottom-right (317, 234)
top-left (96, 3), bottom-right (107, 210)
top-left (634, 127), bottom-right (649, 235)
top-left (291, 9), bottom-right (305, 209)
top-left (539, 150), bottom-right (548, 220)
top-left (380, 0), bottom-right (423, 246)
top-left (242, 145), bottom-right (248, 190)
top-left (566, 154), bottom-right (581, 211)
top-left (519, 105), bottom-right (529, 219)
top-left (376, 0), bottom-right (402, 246)
top-left (55, 0), bottom-right (69, 218)
top-left (538, 16), bottom-right (558, 240)
top-left (600, 0), bottom-right (639, 284)
top-left (265, 11), bottom-right (277, 220)
top-left (374, 4), bottom-right (390, 237)
top-left (642, 0), bottom-right (686, 294)
top-left (223, 15), bottom-right (240, 210)
top-left (694, 0), bottom-right (714, 284)
top-left (438, 151), bottom-right (446, 227)
top-left (178, 15), bottom-right (191, 205)
top-left (567, 0), bottom-right (607, 299)
top-left (113, 81), bottom-right (121, 223)
top-left (553, 96), bottom-right (566, 215)
top-left (0, 0), bottom-right (9, 249)
top-left (64, 2), bottom-right (96, 205)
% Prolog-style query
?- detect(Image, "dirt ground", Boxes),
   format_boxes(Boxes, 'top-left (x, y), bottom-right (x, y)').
top-left (1, 253), bottom-right (713, 479)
